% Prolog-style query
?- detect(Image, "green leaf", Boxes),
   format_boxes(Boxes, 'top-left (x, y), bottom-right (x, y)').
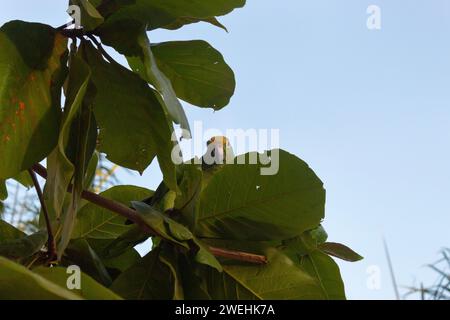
top-left (196, 149), bottom-right (325, 241)
top-left (150, 40), bottom-right (235, 109)
top-left (110, 248), bottom-right (174, 300)
top-left (0, 257), bottom-right (81, 299)
top-left (63, 238), bottom-right (112, 286)
top-left (311, 225), bottom-right (328, 245)
top-left (128, 32), bottom-right (191, 136)
top-left (0, 219), bottom-right (26, 241)
top-left (43, 49), bottom-right (93, 259)
top-left (0, 21), bottom-right (67, 179)
top-left (34, 266), bottom-right (122, 300)
top-left (101, 0), bottom-right (246, 31)
top-left (193, 238), bottom-right (222, 272)
top-left (298, 250), bottom-right (346, 300)
top-left (0, 230), bottom-right (47, 259)
top-left (70, 0), bottom-right (104, 31)
top-left (131, 201), bottom-right (191, 248)
top-left (206, 248), bottom-right (326, 300)
top-left (81, 41), bottom-right (178, 190)
top-left (318, 242), bottom-right (364, 262)
top-left (86, 235), bottom-right (144, 273)
top-left (73, 185), bottom-right (153, 239)
top-left (44, 51), bottom-right (91, 225)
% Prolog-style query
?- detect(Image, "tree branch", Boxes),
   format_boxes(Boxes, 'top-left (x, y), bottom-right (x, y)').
top-left (27, 169), bottom-right (56, 261)
top-left (31, 163), bottom-right (267, 265)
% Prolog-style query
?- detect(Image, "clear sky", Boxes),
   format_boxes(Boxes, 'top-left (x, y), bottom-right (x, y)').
top-left (1, 0), bottom-right (449, 299)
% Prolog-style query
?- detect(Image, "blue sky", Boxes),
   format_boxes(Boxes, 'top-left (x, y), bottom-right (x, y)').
top-left (2, 1), bottom-right (449, 299)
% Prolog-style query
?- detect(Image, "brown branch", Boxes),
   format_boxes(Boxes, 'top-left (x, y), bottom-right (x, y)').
top-left (27, 169), bottom-right (56, 261)
top-left (208, 246), bottom-right (267, 264)
top-left (31, 164), bottom-right (267, 265)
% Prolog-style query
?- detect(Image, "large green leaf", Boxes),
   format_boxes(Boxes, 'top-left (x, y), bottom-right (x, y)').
top-left (298, 250), bottom-right (346, 300)
top-left (110, 248), bottom-right (174, 300)
top-left (99, 0), bottom-right (246, 31)
top-left (196, 149), bottom-right (325, 241)
top-left (0, 257), bottom-right (81, 300)
top-left (34, 266), bottom-right (122, 300)
top-left (0, 21), bottom-right (67, 179)
top-left (206, 248), bottom-right (325, 300)
top-left (81, 41), bottom-right (178, 190)
top-left (128, 32), bottom-right (191, 136)
top-left (72, 185), bottom-right (153, 239)
top-left (150, 40), bottom-right (235, 109)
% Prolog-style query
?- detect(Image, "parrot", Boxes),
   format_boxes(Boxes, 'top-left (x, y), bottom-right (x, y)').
top-left (106, 137), bottom-right (235, 256)
top-left (143, 136), bottom-right (234, 209)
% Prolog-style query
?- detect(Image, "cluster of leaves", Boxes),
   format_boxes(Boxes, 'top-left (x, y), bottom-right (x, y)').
top-left (0, 0), bottom-right (362, 300)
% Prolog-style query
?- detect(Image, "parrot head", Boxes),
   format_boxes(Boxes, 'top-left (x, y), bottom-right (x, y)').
top-left (203, 136), bottom-right (235, 167)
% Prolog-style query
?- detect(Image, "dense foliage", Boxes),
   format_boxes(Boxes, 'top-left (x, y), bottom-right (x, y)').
top-left (0, 0), bottom-right (361, 300)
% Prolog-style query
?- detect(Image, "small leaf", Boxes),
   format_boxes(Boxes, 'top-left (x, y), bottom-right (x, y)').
top-left (318, 242), bottom-right (364, 262)
top-left (193, 238), bottom-right (222, 272)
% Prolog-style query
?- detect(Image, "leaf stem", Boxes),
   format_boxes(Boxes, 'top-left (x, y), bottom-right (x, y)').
top-left (87, 35), bottom-right (122, 67)
top-left (27, 169), bottom-right (56, 261)
top-left (31, 163), bottom-right (267, 265)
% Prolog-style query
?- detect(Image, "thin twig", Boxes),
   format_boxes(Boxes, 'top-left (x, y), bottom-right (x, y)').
top-left (56, 20), bottom-right (74, 31)
top-left (28, 169), bottom-right (56, 261)
top-left (87, 35), bottom-right (122, 66)
top-left (31, 163), bottom-right (267, 265)
top-left (208, 246), bottom-right (267, 264)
